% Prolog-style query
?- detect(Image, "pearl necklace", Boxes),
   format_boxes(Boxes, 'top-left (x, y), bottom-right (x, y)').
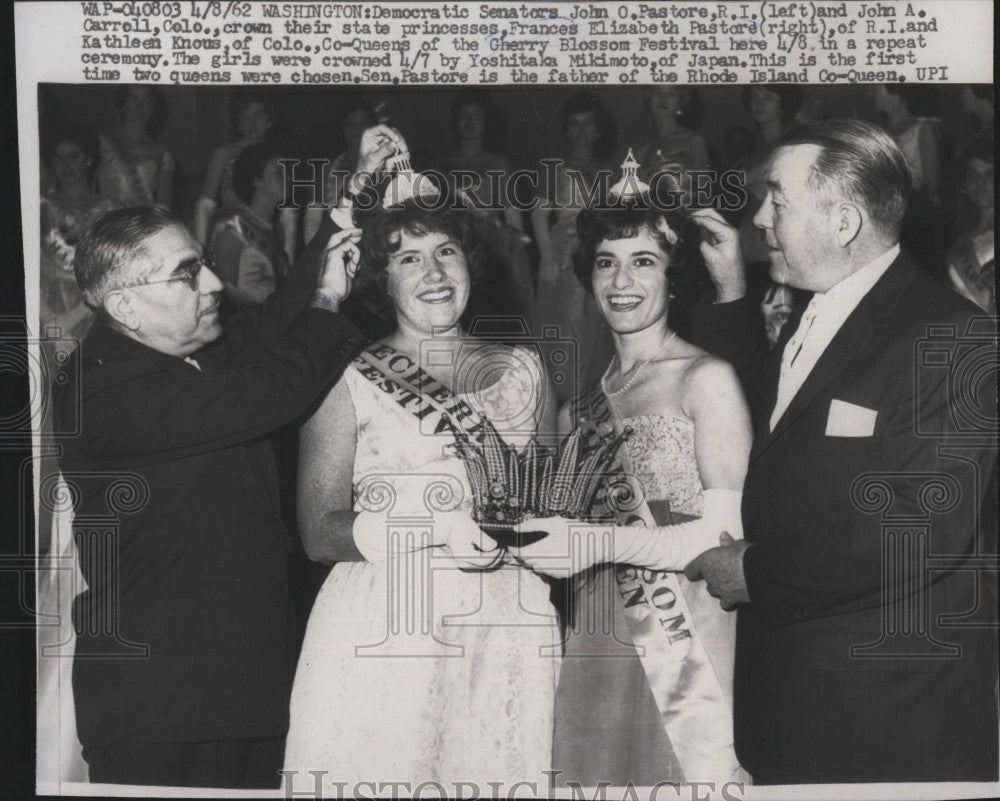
top-left (601, 330), bottom-right (677, 398)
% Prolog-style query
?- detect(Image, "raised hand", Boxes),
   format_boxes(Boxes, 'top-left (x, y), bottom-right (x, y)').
top-left (690, 207), bottom-right (747, 303)
top-left (355, 125), bottom-right (406, 176)
top-left (313, 227), bottom-right (362, 309)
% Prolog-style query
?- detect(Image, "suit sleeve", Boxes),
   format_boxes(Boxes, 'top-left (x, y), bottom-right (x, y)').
top-left (71, 307), bottom-right (364, 467)
top-left (688, 295), bottom-right (772, 421)
top-left (742, 324), bottom-right (997, 627)
top-left (220, 212), bottom-right (345, 363)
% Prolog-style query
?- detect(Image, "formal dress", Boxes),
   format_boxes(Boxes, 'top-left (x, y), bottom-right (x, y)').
top-left (284, 354), bottom-right (560, 787)
top-left (691, 253), bottom-right (999, 782)
top-left (97, 133), bottom-right (172, 207)
top-left (553, 411), bottom-right (738, 786)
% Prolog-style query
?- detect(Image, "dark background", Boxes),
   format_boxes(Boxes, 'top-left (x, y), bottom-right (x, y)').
top-left (40, 82), bottom-right (973, 224)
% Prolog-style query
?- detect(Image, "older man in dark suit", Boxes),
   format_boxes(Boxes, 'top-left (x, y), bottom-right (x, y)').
top-left (687, 119), bottom-right (998, 783)
top-left (53, 128), bottom-right (405, 788)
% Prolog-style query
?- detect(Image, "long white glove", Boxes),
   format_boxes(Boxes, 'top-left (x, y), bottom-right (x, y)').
top-left (353, 509), bottom-right (500, 570)
top-left (512, 489), bottom-right (743, 577)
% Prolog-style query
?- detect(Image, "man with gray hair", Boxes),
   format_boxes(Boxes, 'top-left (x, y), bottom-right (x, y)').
top-left (688, 119), bottom-right (997, 782)
top-left (54, 199), bottom-right (364, 788)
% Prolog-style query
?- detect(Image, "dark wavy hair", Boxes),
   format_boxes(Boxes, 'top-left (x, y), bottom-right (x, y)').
top-left (448, 88), bottom-right (507, 154)
top-left (741, 85), bottom-right (805, 124)
top-left (114, 85), bottom-right (169, 138)
top-left (559, 92), bottom-right (618, 162)
top-left (573, 192), bottom-right (705, 304)
top-left (643, 86), bottom-right (705, 131)
top-left (229, 92), bottom-right (276, 138)
top-left (353, 198), bottom-right (486, 321)
top-left (43, 122), bottom-right (101, 183)
top-left (231, 142), bottom-right (282, 206)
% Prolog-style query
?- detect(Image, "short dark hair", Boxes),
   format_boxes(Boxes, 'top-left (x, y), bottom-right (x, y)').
top-left (354, 199), bottom-right (486, 320)
top-left (741, 85), bottom-right (805, 124)
top-left (114, 85), bottom-right (168, 138)
top-left (231, 142), bottom-right (281, 206)
top-left (43, 122), bottom-right (101, 183)
top-left (643, 86), bottom-right (705, 131)
top-left (74, 206), bottom-right (182, 308)
top-left (230, 92), bottom-right (275, 136)
top-left (777, 118), bottom-right (912, 238)
top-left (448, 88), bottom-right (507, 153)
top-left (573, 193), bottom-right (698, 302)
top-left (559, 92), bottom-right (618, 162)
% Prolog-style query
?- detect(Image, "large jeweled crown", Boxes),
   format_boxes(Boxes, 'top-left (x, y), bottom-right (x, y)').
top-left (449, 420), bottom-right (632, 536)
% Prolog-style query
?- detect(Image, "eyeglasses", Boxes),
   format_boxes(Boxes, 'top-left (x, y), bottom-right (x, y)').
top-left (120, 252), bottom-right (215, 293)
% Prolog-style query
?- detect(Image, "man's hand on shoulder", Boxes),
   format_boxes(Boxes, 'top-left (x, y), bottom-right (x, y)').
top-left (311, 228), bottom-right (363, 312)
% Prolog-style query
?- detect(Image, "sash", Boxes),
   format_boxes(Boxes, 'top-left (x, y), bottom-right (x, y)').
top-left (103, 134), bottom-right (156, 206)
top-left (353, 343), bottom-right (492, 447)
top-left (573, 382), bottom-right (739, 783)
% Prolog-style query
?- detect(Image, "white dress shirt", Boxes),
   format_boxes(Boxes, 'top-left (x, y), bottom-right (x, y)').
top-left (770, 244), bottom-right (900, 431)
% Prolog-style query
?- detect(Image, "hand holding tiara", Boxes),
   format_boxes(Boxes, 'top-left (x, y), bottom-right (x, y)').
top-left (347, 125), bottom-right (406, 197)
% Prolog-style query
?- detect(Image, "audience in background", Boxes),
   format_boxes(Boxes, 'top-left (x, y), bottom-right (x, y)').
top-left (97, 85), bottom-right (175, 209)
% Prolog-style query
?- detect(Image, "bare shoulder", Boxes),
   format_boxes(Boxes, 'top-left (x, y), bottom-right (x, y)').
top-left (677, 350), bottom-right (742, 409)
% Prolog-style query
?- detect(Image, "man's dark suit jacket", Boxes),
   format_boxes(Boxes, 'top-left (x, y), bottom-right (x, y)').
top-left (55, 216), bottom-right (364, 747)
top-left (691, 253), bottom-right (998, 783)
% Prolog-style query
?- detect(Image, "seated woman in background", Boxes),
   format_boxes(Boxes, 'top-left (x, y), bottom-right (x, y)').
top-left (437, 88), bottom-right (534, 320)
top-left (193, 93), bottom-right (275, 245)
top-left (209, 142), bottom-right (289, 310)
top-left (531, 91), bottom-right (617, 401)
top-left (302, 97), bottom-right (376, 245)
top-left (946, 138), bottom-right (994, 312)
top-left (97, 85), bottom-right (175, 209)
top-left (635, 86), bottom-right (711, 194)
top-left (40, 122), bottom-right (118, 342)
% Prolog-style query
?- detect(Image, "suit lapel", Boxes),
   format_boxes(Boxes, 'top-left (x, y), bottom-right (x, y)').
top-left (751, 255), bottom-right (916, 465)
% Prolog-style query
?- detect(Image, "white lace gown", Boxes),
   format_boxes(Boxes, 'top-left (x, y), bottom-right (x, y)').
top-left (284, 358), bottom-right (560, 789)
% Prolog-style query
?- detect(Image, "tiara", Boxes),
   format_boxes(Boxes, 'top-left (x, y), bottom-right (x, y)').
top-left (382, 147), bottom-right (440, 209)
top-left (449, 419), bottom-right (632, 555)
top-left (608, 148), bottom-right (650, 200)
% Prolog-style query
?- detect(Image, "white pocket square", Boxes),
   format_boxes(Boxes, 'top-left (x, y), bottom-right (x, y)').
top-left (825, 399), bottom-right (877, 437)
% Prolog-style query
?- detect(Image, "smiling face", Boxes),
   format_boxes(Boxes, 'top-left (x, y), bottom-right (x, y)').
top-left (753, 144), bottom-right (841, 291)
top-left (963, 156), bottom-right (994, 212)
top-left (52, 139), bottom-right (92, 189)
top-left (565, 110), bottom-right (599, 151)
top-left (121, 86), bottom-right (154, 127)
top-left (237, 101), bottom-right (272, 142)
top-left (748, 87), bottom-right (783, 126)
top-left (591, 227), bottom-right (671, 335)
top-left (385, 229), bottom-right (471, 335)
top-left (119, 224), bottom-right (225, 357)
top-left (455, 104), bottom-right (487, 141)
top-left (253, 157), bottom-right (286, 207)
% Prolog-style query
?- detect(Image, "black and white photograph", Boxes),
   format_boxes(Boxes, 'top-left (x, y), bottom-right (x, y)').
top-left (6, 1), bottom-right (997, 798)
